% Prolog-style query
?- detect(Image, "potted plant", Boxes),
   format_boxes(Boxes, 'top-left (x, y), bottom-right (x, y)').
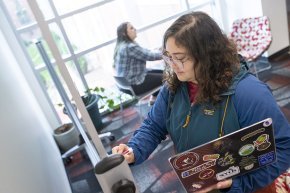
top-left (60, 86), bottom-right (115, 132)
top-left (87, 86), bottom-right (136, 115)
top-left (81, 92), bottom-right (103, 131)
top-left (53, 123), bottom-right (80, 153)
top-left (60, 86), bottom-right (135, 131)
top-left (86, 86), bottom-right (116, 113)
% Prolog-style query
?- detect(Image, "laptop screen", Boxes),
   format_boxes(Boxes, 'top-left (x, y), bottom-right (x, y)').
top-left (168, 118), bottom-right (276, 192)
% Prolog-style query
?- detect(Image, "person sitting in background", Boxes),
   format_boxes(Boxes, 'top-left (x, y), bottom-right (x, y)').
top-left (113, 22), bottom-right (163, 105)
top-left (112, 12), bottom-right (290, 192)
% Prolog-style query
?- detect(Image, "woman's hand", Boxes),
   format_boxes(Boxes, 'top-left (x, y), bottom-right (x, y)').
top-left (195, 179), bottom-right (232, 193)
top-left (112, 143), bottom-right (135, 164)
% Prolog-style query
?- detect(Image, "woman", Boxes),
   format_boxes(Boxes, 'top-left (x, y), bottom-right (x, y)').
top-left (112, 12), bottom-right (290, 192)
top-left (113, 22), bottom-right (163, 105)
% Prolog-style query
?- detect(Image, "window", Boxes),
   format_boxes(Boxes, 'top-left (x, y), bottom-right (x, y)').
top-left (4, 0), bottom-right (54, 28)
top-left (1, 0), bottom-right (220, 122)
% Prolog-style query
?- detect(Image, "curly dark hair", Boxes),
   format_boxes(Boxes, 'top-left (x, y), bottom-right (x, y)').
top-left (163, 11), bottom-right (240, 104)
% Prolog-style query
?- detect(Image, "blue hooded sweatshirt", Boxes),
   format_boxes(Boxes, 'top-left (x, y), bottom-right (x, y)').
top-left (127, 61), bottom-right (290, 192)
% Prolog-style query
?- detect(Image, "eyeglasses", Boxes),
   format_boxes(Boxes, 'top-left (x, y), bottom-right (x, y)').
top-left (162, 53), bottom-right (190, 70)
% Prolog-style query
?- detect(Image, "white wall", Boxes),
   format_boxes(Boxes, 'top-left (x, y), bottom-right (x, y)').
top-left (261, 0), bottom-right (289, 55)
top-left (0, 17), bottom-right (72, 193)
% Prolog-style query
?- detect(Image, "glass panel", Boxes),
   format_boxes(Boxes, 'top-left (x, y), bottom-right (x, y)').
top-left (188, 0), bottom-right (213, 7)
top-left (61, 0), bottom-right (185, 52)
top-left (20, 27), bottom-right (43, 68)
top-left (187, 0), bottom-right (216, 17)
top-left (137, 19), bottom-right (175, 50)
top-left (41, 62), bottom-right (84, 102)
top-left (79, 44), bottom-right (115, 89)
top-left (20, 24), bottom-right (71, 68)
top-left (136, 19), bottom-right (175, 69)
top-left (120, 0), bottom-right (185, 27)
top-left (48, 23), bottom-right (71, 58)
top-left (65, 60), bottom-right (86, 96)
top-left (39, 61), bottom-right (86, 123)
top-left (52, 0), bottom-right (102, 15)
top-left (39, 68), bottom-right (60, 118)
top-left (38, 67), bottom-right (71, 124)
top-left (3, 0), bottom-right (54, 29)
top-left (36, 0), bottom-right (54, 19)
top-left (78, 45), bottom-right (133, 113)
top-left (188, 1), bottom-right (222, 29)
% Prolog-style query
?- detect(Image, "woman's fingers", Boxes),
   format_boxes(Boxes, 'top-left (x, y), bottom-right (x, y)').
top-left (217, 179), bottom-right (232, 189)
top-left (112, 144), bottom-right (135, 164)
top-left (112, 143), bottom-right (127, 154)
top-left (123, 152), bottom-right (135, 164)
top-left (195, 179), bottom-right (232, 193)
top-left (195, 183), bottom-right (217, 193)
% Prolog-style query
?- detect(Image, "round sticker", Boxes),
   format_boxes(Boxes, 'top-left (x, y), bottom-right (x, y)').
top-left (199, 169), bottom-right (215, 179)
top-left (239, 144), bottom-right (255, 156)
top-left (173, 152), bottom-right (199, 170)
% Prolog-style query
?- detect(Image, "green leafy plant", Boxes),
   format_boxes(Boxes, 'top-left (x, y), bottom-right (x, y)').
top-left (86, 86), bottom-right (117, 111)
top-left (57, 86), bottom-right (118, 113)
top-left (58, 86), bottom-right (136, 116)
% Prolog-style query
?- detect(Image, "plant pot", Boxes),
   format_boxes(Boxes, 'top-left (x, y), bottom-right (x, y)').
top-left (63, 94), bottom-right (103, 132)
top-left (81, 94), bottom-right (103, 131)
top-left (53, 123), bottom-right (80, 152)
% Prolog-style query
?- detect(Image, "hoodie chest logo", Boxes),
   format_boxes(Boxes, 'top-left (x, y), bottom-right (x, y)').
top-left (203, 108), bottom-right (215, 116)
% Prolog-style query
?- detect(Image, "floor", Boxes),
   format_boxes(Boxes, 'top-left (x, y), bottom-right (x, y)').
top-left (64, 52), bottom-right (290, 193)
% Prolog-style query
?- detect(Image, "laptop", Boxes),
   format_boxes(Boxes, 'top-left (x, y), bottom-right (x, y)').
top-left (168, 118), bottom-right (276, 193)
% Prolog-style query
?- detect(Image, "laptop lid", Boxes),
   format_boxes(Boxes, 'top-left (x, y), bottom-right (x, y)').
top-left (168, 118), bottom-right (276, 192)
